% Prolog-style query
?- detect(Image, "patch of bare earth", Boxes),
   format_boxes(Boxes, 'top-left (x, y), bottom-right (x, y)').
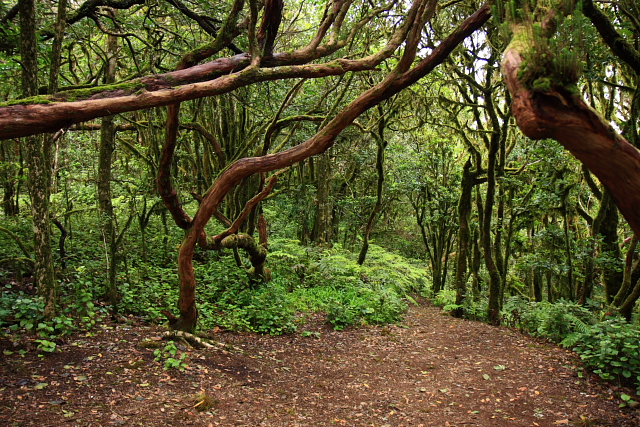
top-left (1, 299), bottom-right (639, 426)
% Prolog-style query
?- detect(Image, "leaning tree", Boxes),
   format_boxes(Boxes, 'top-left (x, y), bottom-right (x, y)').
top-left (3, 0), bottom-right (640, 329)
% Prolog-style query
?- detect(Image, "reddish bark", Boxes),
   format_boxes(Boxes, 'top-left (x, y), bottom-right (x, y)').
top-left (157, 103), bottom-right (192, 229)
top-left (502, 48), bottom-right (640, 237)
top-left (208, 174), bottom-right (279, 246)
top-left (173, 3), bottom-right (491, 331)
top-left (257, 0), bottom-right (284, 57)
top-left (0, 0), bottom-right (364, 139)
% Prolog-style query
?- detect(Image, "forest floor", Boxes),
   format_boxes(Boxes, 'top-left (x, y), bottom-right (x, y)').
top-left (1, 298), bottom-right (639, 427)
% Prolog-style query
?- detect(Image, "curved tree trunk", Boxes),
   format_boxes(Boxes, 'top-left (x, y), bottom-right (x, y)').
top-left (503, 39), bottom-right (640, 239)
top-left (358, 113), bottom-right (387, 265)
top-left (170, 4), bottom-right (490, 331)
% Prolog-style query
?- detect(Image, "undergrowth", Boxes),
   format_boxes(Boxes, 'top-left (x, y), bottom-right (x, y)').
top-left (1, 239), bottom-right (428, 341)
top-left (502, 296), bottom-right (640, 392)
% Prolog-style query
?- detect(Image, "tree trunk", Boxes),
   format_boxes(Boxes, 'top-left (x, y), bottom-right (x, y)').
top-left (502, 31), bottom-right (640, 239)
top-left (599, 194), bottom-right (623, 304)
top-left (613, 235), bottom-right (639, 308)
top-left (453, 160), bottom-right (475, 317)
top-left (312, 151), bottom-right (333, 246)
top-left (98, 27), bottom-right (119, 308)
top-left (484, 131), bottom-right (502, 324)
top-left (358, 116), bottom-right (387, 265)
top-left (20, 0), bottom-right (57, 318)
top-left (0, 142), bottom-right (19, 216)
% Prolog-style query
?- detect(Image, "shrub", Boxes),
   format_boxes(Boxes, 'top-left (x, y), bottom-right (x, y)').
top-left (433, 288), bottom-right (456, 308)
top-left (565, 316), bottom-right (640, 391)
top-left (502, 297), bottom-right (595, 342)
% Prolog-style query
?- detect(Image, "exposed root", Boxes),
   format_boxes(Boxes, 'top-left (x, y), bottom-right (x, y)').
top-left (161, 330), bottom-right (235, 352)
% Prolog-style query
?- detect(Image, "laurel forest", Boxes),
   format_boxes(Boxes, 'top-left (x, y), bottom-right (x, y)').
top-left (1, 0), bottom-right (640, 392)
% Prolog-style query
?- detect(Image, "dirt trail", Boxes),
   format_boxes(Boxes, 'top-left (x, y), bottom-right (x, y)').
top-left (1, 300), bottom-right (638, 426)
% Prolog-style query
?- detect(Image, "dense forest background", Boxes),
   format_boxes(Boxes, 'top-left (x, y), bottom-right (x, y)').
top-left (1, 0), bottom-right (640, 393)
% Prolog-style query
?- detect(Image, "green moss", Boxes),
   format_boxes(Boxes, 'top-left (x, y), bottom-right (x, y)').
top-left (532, 77), bottom-right (552, 92)
top-left (55, 81), bottom-right (144, 102)
top-left (0, 81), bottom-right (147, 107)
top-left (0, 95), bottom-right (53, 107)
top-left (509, 24), bottom-right (581, 94)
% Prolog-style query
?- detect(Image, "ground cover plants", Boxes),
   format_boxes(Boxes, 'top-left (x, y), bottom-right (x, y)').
top-left (2, 0), bottom-right (640, 423)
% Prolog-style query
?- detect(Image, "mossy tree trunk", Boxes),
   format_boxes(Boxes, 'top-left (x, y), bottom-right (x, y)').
top-left (483, 126), bottom-right (502, 324)
top-left (0, 142), bottom-right (19, 216)
top-left (358, 108), bottom-right (387, 265)
top-left (98, 26), bottom-right (119, 308)
top-left (503, 28), bottom-right (640, 242)
top-left (598, 194), bottom-right (623, 304)
top-left (312, 151), bottom-right (333, 246)
top-left (20, 0), bottom-right (57, 318)
top-left (453, 159), bottom-right (484, 317)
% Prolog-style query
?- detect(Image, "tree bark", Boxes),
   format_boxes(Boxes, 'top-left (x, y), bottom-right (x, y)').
top-left (98, 24), bottom-right (118, 308)
top-left (20, 0), bottom-right (57, 318)
top-left (502, 36), bottom-right (640, 240)
top-left (599, 193), bottom-right (624, 303)
top-left (453, 159), bottom-right (476, 317)
top-left (484, 130), bottom-right (502, 324)
top-left (358, 113), bottom-right (387, 265)
top-left (170, 3), bottom-right (490, 331)
top-left (312, 151), bottom-right (333, 246)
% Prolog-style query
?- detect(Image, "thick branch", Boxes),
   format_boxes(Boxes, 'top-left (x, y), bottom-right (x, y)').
top-left (190, 3), bottom-right (491, 231)
top-left (257, 0), bottom-right (283, 58)
top-left (0, 54), bottom-right (373, 140)
top-left (503, 44), bottom-right (640, 237)
top-left (220, 233), bottom-right (267, 275)
top-left (158, 0), bottom-right (247, 229)
top-left (157, 103), bottom-right (192, 229)
top-left (210, 173), bottom-right (279, 244)
top-left (0, 0), bottom-right (423, 139)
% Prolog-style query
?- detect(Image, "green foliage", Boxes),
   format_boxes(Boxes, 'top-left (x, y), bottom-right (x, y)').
top-left (193, 241), bottom-right (417, 333)
top-left (268, 240), bottom-right (417, 329)
top-left (153, 341), bottom-right (188, 371)
top-left (502, 297), bottom-right (595, 342)
top-left (495, 0), bottom-right (589, 93)
top-left (240, 284), bottom-right (298, 335)
top-left (3, 293), bottom-right (44, 332)
top-left (269, 239), bottom-right (428, 294)
top-left (568, 316), bottom-right (640, 391)
top-left (433, 288), bottom-right (456, 308)
top-left (326, 299), bottom-right (358, 330)
top-left (34, 339), bottom-right (57, 353)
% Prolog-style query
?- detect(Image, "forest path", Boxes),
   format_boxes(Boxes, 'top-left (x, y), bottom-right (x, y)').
top-left (1, 300), bottom-right (638, 426)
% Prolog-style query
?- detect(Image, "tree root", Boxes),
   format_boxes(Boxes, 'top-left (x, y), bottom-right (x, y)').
top-left (161, 330), bottom-right (235, 352)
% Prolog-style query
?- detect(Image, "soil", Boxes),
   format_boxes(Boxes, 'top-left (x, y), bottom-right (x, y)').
top-left (1, 299), bottom-right (639, 427)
